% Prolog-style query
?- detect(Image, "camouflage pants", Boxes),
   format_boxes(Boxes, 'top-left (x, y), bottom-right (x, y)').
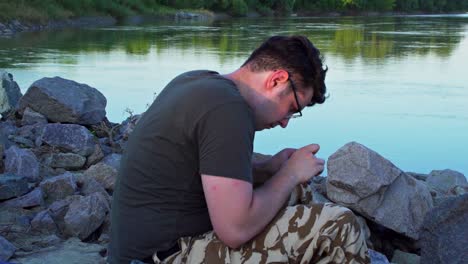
top-left (153, 184), bottom-right (370, 264)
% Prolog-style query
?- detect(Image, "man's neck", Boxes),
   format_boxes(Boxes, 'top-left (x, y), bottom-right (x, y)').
top-left (223, 67), bottom-right (268, 109)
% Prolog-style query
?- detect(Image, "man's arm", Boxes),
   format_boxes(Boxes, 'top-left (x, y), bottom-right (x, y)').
top-left (201, 144), bottom-right (324, 249)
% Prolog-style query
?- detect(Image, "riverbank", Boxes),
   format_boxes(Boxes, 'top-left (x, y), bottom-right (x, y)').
top-left (2, 9), bottom-right (466, 38)
top-left (0, 10), bottom-right (217, 37)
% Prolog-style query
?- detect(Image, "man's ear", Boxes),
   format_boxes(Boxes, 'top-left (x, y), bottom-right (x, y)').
top-left (266, 70), bottom-right (289, 91)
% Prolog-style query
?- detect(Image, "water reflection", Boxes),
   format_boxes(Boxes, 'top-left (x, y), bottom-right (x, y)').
top-left (0, 15), bottom-right (467, 176)
top-left (0, 16), bottom-right (466, 69)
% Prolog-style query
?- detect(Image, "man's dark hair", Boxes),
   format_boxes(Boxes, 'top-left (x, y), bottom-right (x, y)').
top-left (242, 35), bottom-right (328, 106)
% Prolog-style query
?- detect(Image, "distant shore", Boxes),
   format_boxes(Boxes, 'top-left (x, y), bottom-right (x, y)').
top-left (1, 10), bottom-right (466, 37)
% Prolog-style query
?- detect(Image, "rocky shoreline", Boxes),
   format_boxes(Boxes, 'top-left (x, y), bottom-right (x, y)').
top-left (2, 11), bottom-right (462, 38)
top-left (0, 17), bottom-right (118, 37)
top-left (1, 71), bottom-right (467, 263)
top-left (0, 11), bottom-right (215, 37)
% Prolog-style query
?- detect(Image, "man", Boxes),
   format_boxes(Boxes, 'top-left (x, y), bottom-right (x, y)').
top-left (109, 35), bottom-right (369, 264)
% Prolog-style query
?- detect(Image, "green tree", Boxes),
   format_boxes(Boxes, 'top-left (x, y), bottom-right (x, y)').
top-left (231, 0), bottom-right (248, 16)
top-left (395, 0), bottom-right (419, 11)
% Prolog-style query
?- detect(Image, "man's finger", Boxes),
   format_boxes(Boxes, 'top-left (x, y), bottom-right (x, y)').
top-left (315, 165), bottom-right (324, 176)
top-left (303, 144), bottom-right (320, 154)
top-left (316, 158), bottom-right (325, 165)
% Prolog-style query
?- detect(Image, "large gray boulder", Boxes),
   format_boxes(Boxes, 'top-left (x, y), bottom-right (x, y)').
top-left (18, 77), bottom-right (106, 125)
top-left (0, 120), bottom-right (17, 149)
top-left (47, 195), bottom-right (82, 234)
top-left (3, 187), bottom-right (43, 208)
top-left (63, 192), bottom-right (109, 240)
top-left (40, 172), bottom-right (77, 206)
top-left (0, 235), bottom-right (16, 261)
top-left (101, 153), bottom-right (122, 171)
top-left (79, 177), bottom-right (111, 204)
top-left (326, 142), bottom-right (433, 240)
top-left (46, 153), bottom-right (86, 170)
top-left (392, 250), bottom-right (420, 264)
top-left (21, 107), bottom-right (48, 126)
top-left (40, 124), bottom-right (95, 156)
top-left (0, 174), bottom-right (29, 200)
top-left (5, 145), bottom-right (40, 182)
top-left (0, 71), bottom-right (22, 116)
top-left (83, 162), bottom-right (117, 191)
top-left (31, 210), bottom-right (57, 234)
top-left (420, 194), bottom-right (468, 264)
top-left (426, 169), bottom-right (467, 194)
top-left (368, 249), bottom-right (390, 264)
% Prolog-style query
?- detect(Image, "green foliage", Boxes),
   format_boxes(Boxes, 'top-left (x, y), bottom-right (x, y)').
top-left (395, 0), bottom-right (419, 11)
top-left (231, 0), bottom-right (249, 16)
top-left (1, 0), bottom-right (468, 22)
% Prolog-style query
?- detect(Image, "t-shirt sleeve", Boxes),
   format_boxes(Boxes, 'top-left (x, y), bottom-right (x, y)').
top-left (196, 102), bottom-right (254, 183)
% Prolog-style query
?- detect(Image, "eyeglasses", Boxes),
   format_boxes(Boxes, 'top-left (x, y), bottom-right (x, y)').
top-left (286, 77), bottom-right (303, 119)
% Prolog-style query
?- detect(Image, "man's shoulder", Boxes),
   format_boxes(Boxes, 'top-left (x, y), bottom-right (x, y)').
top-left (170, 70), bottom-right (245, 106)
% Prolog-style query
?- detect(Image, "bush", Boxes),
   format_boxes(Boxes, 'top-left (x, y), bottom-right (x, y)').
top-left (231, 0), bottom-right (248, 16)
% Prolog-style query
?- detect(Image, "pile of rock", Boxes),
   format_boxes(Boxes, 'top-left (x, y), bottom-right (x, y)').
top-left (324, 142), bottom-right (468, 263)
top-left (0, 71), bottom-right (140, 263)
top-left (0, 71), bottom-right (467, 263)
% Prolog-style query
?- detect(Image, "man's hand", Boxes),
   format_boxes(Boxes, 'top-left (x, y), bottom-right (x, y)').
top-left (279, 144), bottom-right (325, 184)
top-left (266, 148), bottom-right (296, 174)
top-left (252, 148), bottom-right (296, 186)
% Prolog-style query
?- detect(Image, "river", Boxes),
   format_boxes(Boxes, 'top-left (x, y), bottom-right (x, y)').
top-left (1, 14), bottom-right (467, 176)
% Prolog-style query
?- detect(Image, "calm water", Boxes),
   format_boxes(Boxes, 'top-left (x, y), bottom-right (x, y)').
top-left (1, 15), bottom-right (467, 176)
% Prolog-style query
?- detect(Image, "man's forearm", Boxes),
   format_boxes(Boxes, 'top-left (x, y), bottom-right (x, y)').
top-left (233, 167), bottom-right (298, 247)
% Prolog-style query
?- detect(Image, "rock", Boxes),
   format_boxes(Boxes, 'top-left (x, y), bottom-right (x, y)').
top-left (9, 135), bottom-right (35, 148)
top-left (84, 162), bottom-right (117, 191)
top-left (0, 235), bottom-right (16, 261)
top-left (47, 195), bottom-right (81, 233)
top-left (406, 172), bottom-right (429, 181)
top-left (17, 123), bottom-right (46, 147)
top-left (420, 194), bottom-right (468, 264)
top-left (2, 187), bottom-right (43, 208)
top-left (31, 210), bottom-right (57, 234)
top-left (79, 177), bottom-right (111, 204)
top-left (4, 145), bottom-right (40, 182)
top-left (368, 249), bottom-right (390, 264)
top-left (21, 107), bottom-right (48, 126)
top-left (101, 153), bottom-right (122, 171)
top-left (451, 185), bottom-right (468, 196)
top-left (85, 144), bottom-right (104, 167)
top-left (0, 207), bottom-right (33, 241)
top-left (0, 120), bottom-right (17, 149)
top-left (310, 176), bottom-right (330, 203)
top-left (0, 174), bottom-right (29, 200)
top-left (46, 153), bottom-right (86, 170)
top-left (326, 142), bottom-right (433, 240)
top-left (356, 216), bottom-right (373, 248)
top-left (426, 169), bottom-right (467, 194)
top-left (392, 249), bottom-right (420, 264)
top-left (63, 192), bottom-right (109, 240)
top-left (0, 144), bottom-right (3, 173)
top-left (41, 123), bottom-right (96, 156)
top-left (40, 172), bottom-right (77, 206)
top-left (13, 234), bottom-right (62, 254)
top-left (0, 71), bottom-right (22, 116)
top-left (18, 77), bottom-right (107, 125)
top-left (10, 237), bottom-right (106, 264)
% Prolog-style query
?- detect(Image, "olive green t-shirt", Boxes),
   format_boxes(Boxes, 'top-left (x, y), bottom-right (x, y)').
top-left (109, 70), bottom-right (255, 263)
